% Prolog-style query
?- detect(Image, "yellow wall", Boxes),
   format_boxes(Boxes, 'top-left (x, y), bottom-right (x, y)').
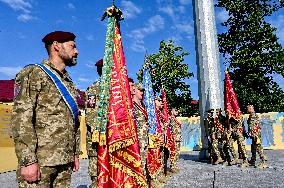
top-left (0, 104), bottom-right (88, 173)
top-left (178, 112), bottom-right (284, 151)
top-left (1, 103), bottom-right (283, 173)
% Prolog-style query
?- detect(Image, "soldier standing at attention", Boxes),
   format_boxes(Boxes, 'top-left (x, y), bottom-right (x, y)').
top-left (205, 109), bottom-right (223, 165)
top-left (214, 108), bottom-right (226, 162)
top-left (223, 109), bottom-right (239, 166)
top-left (224, 109), bottom-right (249, 167)
top-left (169, 108), bottom-right (182, 172)
top-left (247, 105), bottom-right (268, 168)
top-left (132, 83), bottom-right (149, 178)
top-left (12, 31), bottom-right (80, 187)
top-left (204, 109), bottom-right (214, 164)
top-left (128, 78), bottom-right (136, 97)
top-left (154, 96), bottom-right (167, 183)
top-left (85, 59), bottom-right (103, 188)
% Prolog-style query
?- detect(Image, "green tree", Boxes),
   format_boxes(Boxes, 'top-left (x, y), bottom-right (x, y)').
top-left (137, 40), bottom-right (197, 116)
top-left (216, 0), bottom-right (284, 113)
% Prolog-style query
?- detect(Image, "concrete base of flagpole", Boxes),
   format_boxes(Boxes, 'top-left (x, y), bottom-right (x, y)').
top-left (199, 148), bottom-right (209, 160)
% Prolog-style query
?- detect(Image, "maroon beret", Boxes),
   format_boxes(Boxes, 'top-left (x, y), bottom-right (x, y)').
top-left (42, 31), bottom-right (76, 44)
top-left (95, 59), bottom-right (103, 67)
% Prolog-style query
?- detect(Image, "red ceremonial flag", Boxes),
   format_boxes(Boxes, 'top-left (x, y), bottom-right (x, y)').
top-left (224, 71), bottom-right (242, 120)
top-left (161, 89), bottom-right (176, 162)
top-left (97, 9), bottom-right (146, 188)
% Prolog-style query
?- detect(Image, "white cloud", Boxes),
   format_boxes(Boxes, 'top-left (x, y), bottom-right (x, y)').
top-left (86, 60), bottom-right (97, 68)
top-left (127, 15), bottom-right (165, 52)
top-left (0, 0), bottom-right (35, 22)
top-left (175, 22), bottom-right (194, 35)
top-left (121, 0), bottom-right (142, 19)
top-left (179, 0), bottom-right (191, 5)
top-left (17, 13), bottom-right (34, 22)
top-left (157, 1), bottom-right (194, 42)
top-left (78, 77), bottom-right (91, 83)
top-left (67, 3), bottom-right (75, 10)
top-left (159, 5), bottom-right (175, 19)
top-left (215, 8), bottom-right (229, 23)
top-left (86, 34), bottom-right (94, 41)
top-left (0, 0), bottom-right (31, 13)
top-left (0, 66), bottom-right (22, 77)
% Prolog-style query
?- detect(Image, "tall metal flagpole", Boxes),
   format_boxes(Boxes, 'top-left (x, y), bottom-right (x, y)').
top-left (193, 0), bottom-right (224, 159)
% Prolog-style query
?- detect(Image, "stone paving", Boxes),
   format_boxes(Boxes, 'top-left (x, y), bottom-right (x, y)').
top-left (1, 150), bottom-right (284, 188)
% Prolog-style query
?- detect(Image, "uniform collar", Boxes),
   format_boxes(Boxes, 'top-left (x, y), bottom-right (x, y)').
top-left (42, 60), bottom-right (72, 81)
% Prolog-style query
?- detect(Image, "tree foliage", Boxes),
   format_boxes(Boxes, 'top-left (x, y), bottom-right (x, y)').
top-left (216, 0), bottom-right (284, 113)
top-left (137, 40), bottom-right (196, 116)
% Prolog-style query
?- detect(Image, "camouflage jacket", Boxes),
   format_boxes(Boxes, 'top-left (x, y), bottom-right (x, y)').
top-left (247, 113), bottom-right (261, 138)
top-left (205, 117), bottom-right (215, 138)
top-left (85, 80), bottom-right (100, 130)
top-left (214, 115), bottom-right (226, 138)
top-left (133, 101), bottom-right (148, 151)
top-left (12, 60), bottom-right (80, 167)
top-left (85, 80), bottom-right (100, 156)
top-left (169, 115), bottom-right (182, 142)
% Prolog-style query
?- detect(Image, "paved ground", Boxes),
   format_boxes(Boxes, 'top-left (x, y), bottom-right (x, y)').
top-left (1, 150), bottom-right (284, 188)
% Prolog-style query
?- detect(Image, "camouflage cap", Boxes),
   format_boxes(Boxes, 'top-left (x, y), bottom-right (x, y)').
top-left (207, 109), bottom-right (214, 113)
top-left (135, 83), bottom-right (145, 91)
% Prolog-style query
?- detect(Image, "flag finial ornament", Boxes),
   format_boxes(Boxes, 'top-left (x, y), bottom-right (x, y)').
top-left (101, 1), bottom-right (124, 21)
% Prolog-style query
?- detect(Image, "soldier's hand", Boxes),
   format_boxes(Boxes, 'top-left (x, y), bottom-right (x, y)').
top-left (20, 163), bottom-right (40, 183)
top-left (73, 155), bottom-right (80, 172)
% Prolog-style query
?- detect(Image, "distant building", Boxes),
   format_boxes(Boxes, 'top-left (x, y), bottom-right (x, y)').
top-left (191, 100), bottom-right (199, 105)
top-left (0, 80), bottom-right (14, 105)
top-left (0, 79), bottom-right (86, 110)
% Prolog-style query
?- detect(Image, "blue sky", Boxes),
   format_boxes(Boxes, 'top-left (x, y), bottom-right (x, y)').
top-left (0, 0), bottom-right (284, 100)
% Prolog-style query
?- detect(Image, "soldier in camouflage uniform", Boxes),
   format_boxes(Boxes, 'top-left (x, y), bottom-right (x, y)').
top-left (205, 109), bottom-right (223, 165)
top-left (214, 109), bottom-right (226, 163)
top-left (132, 83), bottom-right (148, 177)
top-left (12, 31), bottom-right (80, 187)
top-left (247, 105), bottom-right (268, 168)
top-left (224, 109), bottom-right (249, 167)
top-left (154, 96), bottom-right (167, 183)
top-left (85, 59), bottom-right (103, 188)
top-left (169, 108), bottom-right (182, 172)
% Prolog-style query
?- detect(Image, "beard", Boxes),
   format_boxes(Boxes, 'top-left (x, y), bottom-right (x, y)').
top-left (59, 45), bottom-right (77, 67)
top-left (65, 57), bottom-right (77, 67)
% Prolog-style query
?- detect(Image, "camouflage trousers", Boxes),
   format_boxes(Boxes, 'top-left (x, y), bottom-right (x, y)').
top-left (17, 163), bottom-right (72, 188)
top-left (251, 137), bottom-right (266, 162)
top-left (86, 128), bottom-right (98, 188)
top-left (224, 136), bottom-right (238, 162)
top-left (138, 143), bottom-right (147, 177)
top-left (235, 134), bottom-right (247, 159)
top-left (211, 139), bottom-right (220, 158)
top-left (170, 141), bottom-right (181, 170)
top-left (225, 133), bottom-right (247, 161)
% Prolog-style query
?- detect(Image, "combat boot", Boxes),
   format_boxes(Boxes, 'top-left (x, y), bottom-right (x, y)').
top-left (248, 159), bottom-right (256, 167)
top-left (213, 156), bottom-right (223, 165)
top-left (157, 175), bottom-right (167, 183)
top-left (256, 160), bottom-right (268, 169)
top-left (230, 157), bottom-right (239, 165)
top-left (240, 159), bottom-right (249, 168)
